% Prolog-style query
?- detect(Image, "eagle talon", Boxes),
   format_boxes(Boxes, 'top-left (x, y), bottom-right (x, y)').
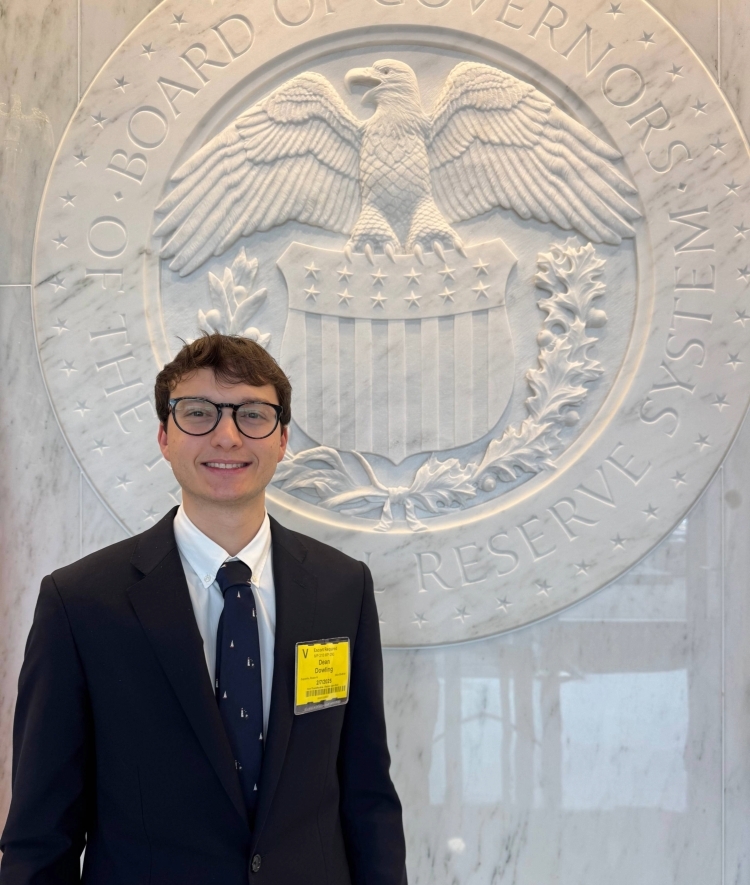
top-left (364, 243), bottom-right (375, 265)
top-left (343, 243), bottom-right (353, 262)
top-left (433, 241), bottom-right (445, 261)
top-left (454, 237), bottom-right (467, 258)
top-left (413, 243), bottom-right (424, 264)
top-left (384, 243), bottom-right (396, 262)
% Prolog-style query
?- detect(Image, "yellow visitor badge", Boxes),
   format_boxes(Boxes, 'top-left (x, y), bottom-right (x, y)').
top-left (294, 638), bottom-right (350, 715)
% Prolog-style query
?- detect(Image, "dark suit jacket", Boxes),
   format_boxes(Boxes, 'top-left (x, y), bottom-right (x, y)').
top-left (0, 509), bottom-right (406, 885)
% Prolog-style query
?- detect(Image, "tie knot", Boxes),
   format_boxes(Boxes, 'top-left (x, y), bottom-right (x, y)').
top-left (216, 560), bottom-right (253, 597)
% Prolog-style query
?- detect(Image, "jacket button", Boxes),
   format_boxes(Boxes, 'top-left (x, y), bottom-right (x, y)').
top-left (251, 854), bottom-right (261, 873)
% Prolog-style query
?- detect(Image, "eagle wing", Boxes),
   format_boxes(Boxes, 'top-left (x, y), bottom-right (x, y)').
top-left (428, 62), bottom-right (640, 244)
top-left (154, 72), bottom-right (363, 276)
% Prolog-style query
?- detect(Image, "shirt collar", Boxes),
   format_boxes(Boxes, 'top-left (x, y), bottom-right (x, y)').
top-left (173, 504), bottom-right (272, 589)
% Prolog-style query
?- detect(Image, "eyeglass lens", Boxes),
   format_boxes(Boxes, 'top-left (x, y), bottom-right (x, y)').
top-left (172, 399), bottom-right (278, 437)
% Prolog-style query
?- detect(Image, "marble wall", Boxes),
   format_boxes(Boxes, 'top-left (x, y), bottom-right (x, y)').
top-left (1, 1), bottom-right (749, 882)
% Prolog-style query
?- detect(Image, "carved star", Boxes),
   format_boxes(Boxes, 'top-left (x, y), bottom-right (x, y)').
top-left (438, 264), bottom-right (455, 281)
top-left (677, 182), bottom-right (687, 192)
top-left (337, 288), bottom-right (353, 305)
top-left (412, 612), bottom-right (428, 628)
top-left (74, 400), bottom-right (90, 416)
top-left (404, 268), bottom-right (422, 285)
top-left (726, 180), bottom-right (742, 195)
top-left (60, 191), bottom-right (76, 206)
top-left (535, 579), bottom-right (551, 596)
top-left (141, 42), bottom-right (156, 58)
top-left (172, 13), bottom-right (186, 27)
top-left (52, 317), bottom-right (69, 334)
top-left (114, 76), bottom-right (129, 91)
top-left (727, 352), bottom-right (743, 368)
top-left (439, 287), bottom-right (456, 303)
top-left (671, 470), bottom-right (687, 486)
top-left (74, 150), bottom-right (88, 166)
top-left (371, 268), bottom-right (387, 286)
top-left (606, 2), bottom-right (624, 16)
top-left (574, 560), bottom-right (591, 575)
top-left (691, 99), bottom-right (708, 116)
top-left (473, 258), bottom-right (489, 275)
top-left (643, 504), bottom-right (658, 519)
top-left (473, 281), bottom-right (490, 299)
top-left (304, 261), bottom-right (320, 280)
top-left (695, 434), bottom-right (711, 450)
top-left (710, 137), bottom-right (727, 154)
top-left (304, 284), bottom-right (319, 301)
top-left (91, 111), bottom-right (107, 127)
top-left (404, 290), bottom-right (421, 308)
top-left (453, 606), bottom-right (470, 623)
top-left (667, 63), bottom-right (683, 79)
top-left (611, 534), bottom-right (626, 549)
top-left (496, 596), bottom-right (512, 612)
top-left (337, 265), bottom-right (353, 281)
top-left (52, 233), bottom-right (68, 249)
top-left (713, 393), bottom-right (729, 410)
top-left (638, 31), bottom-right (655, 46)
top-left (115, 474), bottom-right (132, 490)
top-left (60, 359), bottom-right (77, 376)
top-left (48, 273), bottom-right (66, 292)
top-left (143, 506), bottom-right (158, 521)
top-left (738, 266), bottom-right (750, 282)
top-left (92, 439), bottom-right (109, 455)
top-left (735, 222), bottom-right (749, 238)
top-left (370, 291), bottom-right (387, 309)
top-left (735, 309), bottom-right (750, 326)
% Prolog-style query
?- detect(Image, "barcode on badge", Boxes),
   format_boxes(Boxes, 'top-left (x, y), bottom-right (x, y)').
top-left (306, 684), bottom-right (347, 698)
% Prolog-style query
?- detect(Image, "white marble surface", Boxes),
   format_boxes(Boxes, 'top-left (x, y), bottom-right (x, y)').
top-left (1, 0), bottom-right (749, 881)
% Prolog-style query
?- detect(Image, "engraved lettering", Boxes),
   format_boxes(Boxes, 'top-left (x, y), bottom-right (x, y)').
top-left (85, 269), bottom-right (124, 293)
top-left (414, 551), bottom-right (453, 592)
top-left (669, 207), bottom-right (714, 253)
top-left (95, 351), bottom-right (143, 397)
top-left (646, 140), bottom-right (691, 173)
top-left (547, 496), bottom-right (598, 541)
top-left (650, 359), bottom-right (695, 394)
top-left (576, 466), bottom-right (616, 507)
top-left (180, 43), bottom-right (229, 85)
top-left (113, 396), bottom-right (155, 434)
top-left (516, 516), bottom-right (556, 560)
top-left (674, 265), bottom-right (716, 291)
top-left (627, 101), bottom-right (671, 149)
top-left (488, 531), bottom-right (519, 575)
top-left (88, 217), bottom-right (128, 259)
top-left (529, 0), bottom-right (568, 46)
top-left (211, 15), bottom-right (254, 58)
top-left (559, 24), bottom-right (614, 75)
top-left (639, 396), bottom-right (678, 436)
top-left (144, 454), bottom-right (165, 470)
top-left (89, 314), bottom-right (130, 342)
top-left (496, 0), bottom-right (525, 28)
top-left (157, 77), bottom-right (201, 118)
top-left (419, 0), bottom-right (451, 7)
top-left (665, 333), bottom-right (705, 366)
top-left (602, 64), bottom-right (645, 107)
top-left (274, 0), bottom-right (314, 26)
top-left (106, 149), bottom-right (148, 184)
top-left (127, 106), bottom-right (169, 150)
top-left (605, 443), bottom-right (650, 485)
top-left (454, 544), bottom-right (488, 585)
top-left (670, 298), bottom-right (713, 326)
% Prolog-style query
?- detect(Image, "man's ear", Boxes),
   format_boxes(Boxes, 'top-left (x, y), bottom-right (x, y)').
top-left (277, 424), bottom-right (289, 463)
top-left (157, 423), bottom-right (171, 462)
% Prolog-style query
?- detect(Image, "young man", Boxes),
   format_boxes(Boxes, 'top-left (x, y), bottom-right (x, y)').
top-left (0, 334), bottom-right (407, 885)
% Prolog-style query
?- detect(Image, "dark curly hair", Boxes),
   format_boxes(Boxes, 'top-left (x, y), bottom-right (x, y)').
top-left (154, 333), bottom-right (292, 428)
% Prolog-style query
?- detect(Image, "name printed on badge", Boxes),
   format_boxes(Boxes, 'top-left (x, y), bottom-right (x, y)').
top-left (294, 638), bottom-right (350, 715)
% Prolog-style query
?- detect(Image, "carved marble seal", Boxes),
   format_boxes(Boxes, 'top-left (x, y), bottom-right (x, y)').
top-left (33, 0), bottom-right (750, 645)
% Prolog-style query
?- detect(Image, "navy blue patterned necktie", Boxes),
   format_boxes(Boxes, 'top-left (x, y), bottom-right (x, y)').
top-left (215, 560), bottom-right (264, 824)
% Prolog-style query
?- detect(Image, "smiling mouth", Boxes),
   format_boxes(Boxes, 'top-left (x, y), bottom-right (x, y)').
top-left (204, 462), bottom-right (250, 470)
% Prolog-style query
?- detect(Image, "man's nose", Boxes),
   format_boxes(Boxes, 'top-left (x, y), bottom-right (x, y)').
top-left (211, 410), bottom-right (243, 444)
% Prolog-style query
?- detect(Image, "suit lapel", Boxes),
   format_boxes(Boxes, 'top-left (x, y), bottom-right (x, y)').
top-left (126, 509), bottom-right (248, 828)
top-left (253, 517), bottom-right (317, 843)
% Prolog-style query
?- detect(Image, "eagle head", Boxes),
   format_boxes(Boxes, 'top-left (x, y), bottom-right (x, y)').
top-left (345, 59), bottom-right (421, 109)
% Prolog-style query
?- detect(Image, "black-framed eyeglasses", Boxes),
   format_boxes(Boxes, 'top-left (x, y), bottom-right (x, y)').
top-left (168, 397), bottom-right (283, 439)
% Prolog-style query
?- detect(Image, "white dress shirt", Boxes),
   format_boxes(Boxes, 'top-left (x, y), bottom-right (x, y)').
top-left (173, 505), bottom-right (276, 735)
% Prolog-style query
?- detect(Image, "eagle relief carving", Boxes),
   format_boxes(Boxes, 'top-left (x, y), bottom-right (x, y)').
top-left (154, 59), bottom-right (641, 530)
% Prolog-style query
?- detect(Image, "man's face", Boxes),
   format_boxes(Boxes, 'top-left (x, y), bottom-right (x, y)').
top-left (157, 368), bottom-right (288, 511)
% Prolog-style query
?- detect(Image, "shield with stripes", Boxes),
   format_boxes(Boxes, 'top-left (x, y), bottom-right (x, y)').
top-left (278, 239), bottom-right (517, 463)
